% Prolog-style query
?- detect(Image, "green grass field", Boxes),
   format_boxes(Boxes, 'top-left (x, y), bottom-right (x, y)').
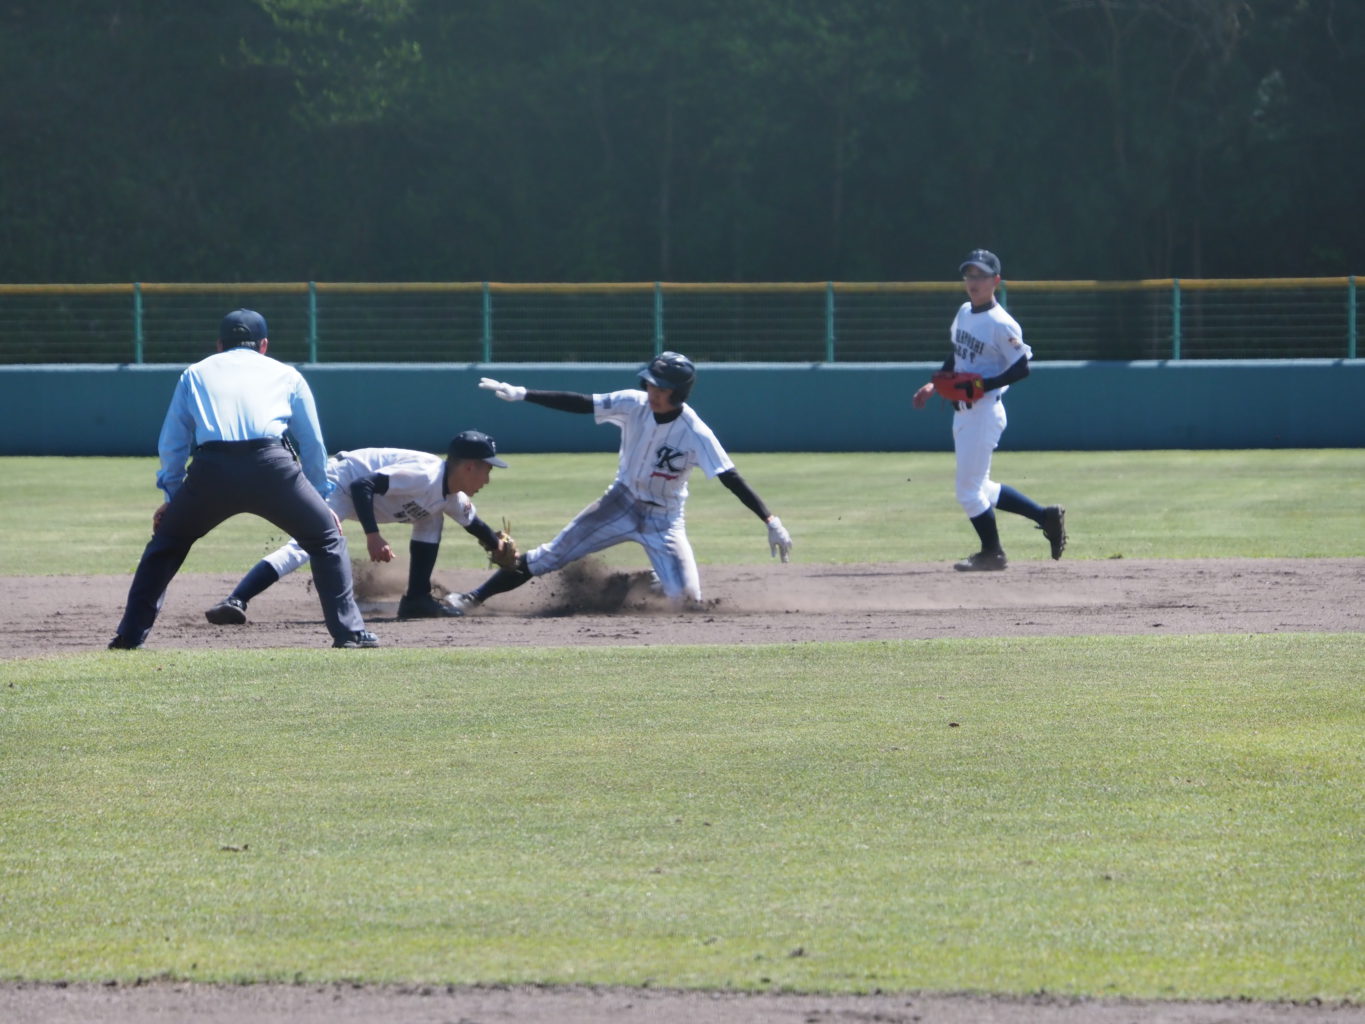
top-left (2, 451), bottom-right (1363, 999)
top-left (4, 449), bottom-right (1365, 575)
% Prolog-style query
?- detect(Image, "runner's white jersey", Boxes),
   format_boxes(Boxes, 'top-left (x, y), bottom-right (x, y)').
top-left (329, 448), bottom-right (476, 543)
top-left (594, 389), bottom-right (734, 513)
top-left (949, 302), bottom-right (1033, 387)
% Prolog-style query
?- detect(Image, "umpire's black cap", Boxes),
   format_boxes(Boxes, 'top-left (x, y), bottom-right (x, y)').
top-left (448, 430), bottom-right (509, 468)
top-left (959, 249), bottom-right (1002, 276)
top-left (220, 308), bottom-right (268, 346)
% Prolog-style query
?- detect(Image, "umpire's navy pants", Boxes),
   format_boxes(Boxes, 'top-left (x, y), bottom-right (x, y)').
top-left (114, 440), bottom-right (366, 646)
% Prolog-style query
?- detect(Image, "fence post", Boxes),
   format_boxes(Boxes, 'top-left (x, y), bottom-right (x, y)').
top-left (132, 282), bottom-right (144, 364)
top-left (1171, 278), bottom-right (1182, 360)
top-left (481, 282), bottom-right (492, 362)
top-left (654, 282), bottom-right (664, 355)
top-left (1349, 276), bottom-right (1357, 359)
top-left (307, 281), bottom-right (318, 362)
top-left (825, 282), bottom-right (836, 362)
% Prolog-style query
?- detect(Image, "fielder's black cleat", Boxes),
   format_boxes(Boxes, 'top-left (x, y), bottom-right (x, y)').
top-left (397, 593), bottom-right (464, 619)
top-left (1040, 505), bottom-right (1067, 560)
top-left (205, 596), bottom-right (248, 625)
top-left (107, 635), bottom-right (142, 650)
top-left (332, 630), bottom-right (380, 649)
top-left (954, 550), bottom-right (1008, 572)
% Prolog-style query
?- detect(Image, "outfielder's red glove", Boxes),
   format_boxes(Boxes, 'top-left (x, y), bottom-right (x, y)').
top-left (931, 371), bottom-right (986, 402)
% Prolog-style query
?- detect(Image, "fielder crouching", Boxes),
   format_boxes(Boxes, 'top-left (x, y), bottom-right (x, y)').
top-left (205, 430), bottom-right (512, 624)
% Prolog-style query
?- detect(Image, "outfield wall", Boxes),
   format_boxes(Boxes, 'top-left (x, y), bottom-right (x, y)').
top-left (2, 360), bottom-right (1361, 457)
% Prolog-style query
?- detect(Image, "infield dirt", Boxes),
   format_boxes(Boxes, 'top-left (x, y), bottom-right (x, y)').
top-left (5, 555), bottom-right (1363, 657)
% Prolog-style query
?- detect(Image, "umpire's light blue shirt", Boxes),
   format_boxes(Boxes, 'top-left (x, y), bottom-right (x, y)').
top-left (155, 346), bottom-right (332, 501)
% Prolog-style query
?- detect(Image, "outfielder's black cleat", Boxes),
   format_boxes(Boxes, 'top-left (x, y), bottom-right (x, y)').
top-left (107, 635), bottom-right (142, 650)
top-left (397, 593), bottom-right (465, 619)
top-left (954, 550), bottom-right (1008, 572)
top-left (1040, 505), bottom-right (1067, 560)
top-left (205, 596), bottom-right (248, 625)
top-left (333, 630), bottom-right (380, 649)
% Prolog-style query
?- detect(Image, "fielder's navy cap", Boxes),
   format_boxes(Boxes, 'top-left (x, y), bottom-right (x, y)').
top-left (448, 430), bottom-right (509, 468)
top-left (959, 249), bottom-right (1002, 277)
top-left (220, 308), bottom-right (268, 345)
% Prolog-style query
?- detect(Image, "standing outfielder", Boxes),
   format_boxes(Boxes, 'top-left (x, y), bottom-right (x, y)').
top-left (205, 430), bottom-right (513, 623)
top-left (452, 352), bottom-right (792, 612)
top-left (912, 249), bottom-right (1066, 570)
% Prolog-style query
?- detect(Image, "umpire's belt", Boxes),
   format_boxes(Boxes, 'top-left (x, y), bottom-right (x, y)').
top-left (195, 438), bottom-right (285, 452)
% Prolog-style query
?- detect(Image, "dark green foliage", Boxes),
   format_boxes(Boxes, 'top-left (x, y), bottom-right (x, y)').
top-left (1, 0), bottom-right (1360, 283)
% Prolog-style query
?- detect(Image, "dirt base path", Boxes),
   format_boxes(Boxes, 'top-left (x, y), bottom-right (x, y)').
top-left (4, 980), bottom-right (1361, 1024)
top-left (5, 556), bottom-right (1363, 658)
top-left (4, 557), bottom-right (1363, 1022)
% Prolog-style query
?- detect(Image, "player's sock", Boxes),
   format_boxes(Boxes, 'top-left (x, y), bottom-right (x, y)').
top-left (406, 540), bottom-right (440, 598)
top-left (471, 557), bottom-right (533, 602)
top-left (231, 560), bottom-right (281, 605)
top-left (996, 484), bottom-right (1046, 524)
top-left (969, 509), bottom-right (1003, 553)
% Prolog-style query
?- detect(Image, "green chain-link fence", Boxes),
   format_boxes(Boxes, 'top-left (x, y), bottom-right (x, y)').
top-left (0, 278), bottom-right (1356, 364)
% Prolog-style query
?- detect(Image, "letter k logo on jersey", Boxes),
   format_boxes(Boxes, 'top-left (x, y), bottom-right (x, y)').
top-left (653, 444), bottom-right (685, 477)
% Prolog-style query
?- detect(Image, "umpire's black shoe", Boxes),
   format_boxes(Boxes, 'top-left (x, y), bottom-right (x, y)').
top-left (397, 593), bottom-right (463, 619)
top-left (954, 550), bottom-right (1008, 572)
top-left (332, 630), bottom-right (381, 649)
top-left (107, 635), bottom-right (142, 650)
top-left (1040, 505), bottom-right (1067, 560)
top-left (205, 596), bottom-right (248, 625)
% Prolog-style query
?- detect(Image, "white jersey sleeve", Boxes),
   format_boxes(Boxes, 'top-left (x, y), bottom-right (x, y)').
top-left (594, 389), bottom-right (734, 513)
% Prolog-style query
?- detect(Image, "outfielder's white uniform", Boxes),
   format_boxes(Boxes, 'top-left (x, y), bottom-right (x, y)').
top-left (262, 448), bottom-right (477, 577)
top-left (948, 303), bottom-right (1033, 518)
top-left (524, 389), bottom-right (735, 602)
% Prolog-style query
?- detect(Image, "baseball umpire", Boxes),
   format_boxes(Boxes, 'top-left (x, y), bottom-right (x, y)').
top-left (911, 250), bottom-right (1066, 570)
top-left (453, 351), bottom-right (792, 611)
top-left (205, 430), bottom-right (513, 623)
top-left (108, 309), bottom-right (378, 649)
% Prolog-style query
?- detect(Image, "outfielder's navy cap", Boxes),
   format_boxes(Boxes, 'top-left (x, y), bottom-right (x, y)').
top-left (958, 249), bottom-right (1002, 276)
top-left (448, 430), bottom-right (509, 468)
top-left (220, 308), bottom-right (268, 345)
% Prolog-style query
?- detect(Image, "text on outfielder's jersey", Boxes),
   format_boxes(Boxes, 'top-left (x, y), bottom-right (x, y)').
top-left (949, 302), bottom-right (1033, 383)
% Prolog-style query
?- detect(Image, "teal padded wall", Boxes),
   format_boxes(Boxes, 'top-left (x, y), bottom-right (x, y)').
top-left (2, 360), bottom-right (1361, 456)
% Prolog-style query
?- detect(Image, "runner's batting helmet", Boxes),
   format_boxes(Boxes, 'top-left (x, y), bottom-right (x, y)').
top-left (639, 351), bottom-right (695, 404)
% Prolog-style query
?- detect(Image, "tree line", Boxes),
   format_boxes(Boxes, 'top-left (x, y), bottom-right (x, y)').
top-left (2, 0), bottom-right (1361, 285)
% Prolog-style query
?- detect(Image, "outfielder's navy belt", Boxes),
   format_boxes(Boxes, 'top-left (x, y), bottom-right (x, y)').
top-left (954, 394), bottom-right (1001, 412)
top-left (195, 437), bottom-right (286, 452)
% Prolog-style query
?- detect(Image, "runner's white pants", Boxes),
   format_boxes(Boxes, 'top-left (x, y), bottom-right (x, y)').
top-left (526, 481), bottom-right (701, 603)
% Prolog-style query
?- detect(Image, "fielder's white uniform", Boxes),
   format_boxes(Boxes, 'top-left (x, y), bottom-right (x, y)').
top-left (948, 303), bottom-right (1033, 518)
top-left (524, 389), bottom-right (735, 602)
top-left (262, 448), bottom-right (477, 577)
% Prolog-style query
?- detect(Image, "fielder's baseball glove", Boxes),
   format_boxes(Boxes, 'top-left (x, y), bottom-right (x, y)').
top-left (931, 371), bottom-right (986, 402)
top-left (488, 518), bottom-right (520, 570)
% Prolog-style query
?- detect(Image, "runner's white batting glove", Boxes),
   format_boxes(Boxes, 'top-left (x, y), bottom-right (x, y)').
top-left (766, 515), bottom-right (792, 563)
top-left (479, 377), bottom-right (527, 402)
